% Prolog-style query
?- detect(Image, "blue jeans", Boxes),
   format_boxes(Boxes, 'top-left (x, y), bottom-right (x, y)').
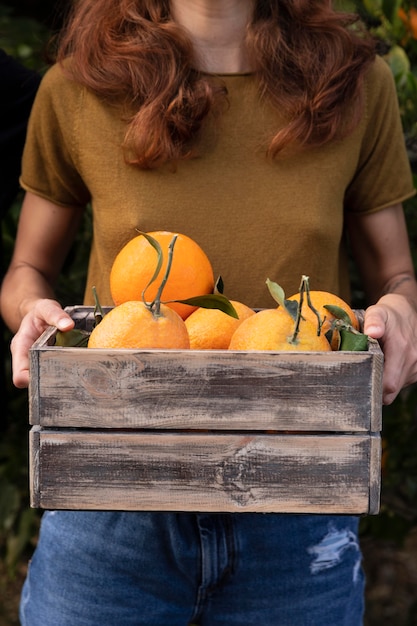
top-left (20, 511), bottom-right (364, 625)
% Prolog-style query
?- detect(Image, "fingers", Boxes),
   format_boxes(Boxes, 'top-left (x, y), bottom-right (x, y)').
top-left (363, 304), bottom-right (388, 339)
top-left (10, 340), bottom-right (29, 389)
top-left (31, 299), bottom-right (75, 333)
top-left (9, 300), bottom-right (74, 389)
top-left (382, 357), bottom-right (405, 405)
top-left (364, 297), bottom-right (417, 404)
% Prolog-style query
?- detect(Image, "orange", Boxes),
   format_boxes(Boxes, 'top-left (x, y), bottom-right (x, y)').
top-left (286, 290), bottom-right (359, 350)
top-left (185, 300), bottom-right (255, 349)
top-left (87, 300), bottom-right (190, 349)
top-left (110, 231), bottom-right (215, 319)
top-left (228, 307), bottom-right (331, 351)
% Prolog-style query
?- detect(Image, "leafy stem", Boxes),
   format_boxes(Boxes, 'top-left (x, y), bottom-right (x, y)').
top-left (301, 275), bottom-right (322, 336)
top-left (92, 285), bottom-right (104, 325)
top-left (149, 234), bottom-right (178, 317)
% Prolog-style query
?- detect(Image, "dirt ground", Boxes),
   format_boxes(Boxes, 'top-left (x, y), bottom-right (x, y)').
top-left (1, 530), bottom-right (417, 626)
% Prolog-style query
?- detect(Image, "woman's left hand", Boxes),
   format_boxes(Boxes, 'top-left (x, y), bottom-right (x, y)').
top-left (364, 293), bottom-right (417, 404)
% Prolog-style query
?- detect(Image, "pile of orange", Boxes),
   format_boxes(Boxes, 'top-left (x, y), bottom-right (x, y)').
top-left (82, 228), bottom-right (360, 353)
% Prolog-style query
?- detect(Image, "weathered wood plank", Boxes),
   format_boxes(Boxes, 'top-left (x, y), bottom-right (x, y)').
top-left (369, 433), bottom-right (382, 514)
top-left (30, 427), bottom-right (380, 514)
top-left (29, 343), bottom-right (383, 431)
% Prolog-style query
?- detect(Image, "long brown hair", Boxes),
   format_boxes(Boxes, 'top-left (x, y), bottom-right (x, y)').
top-left (55, 0), bottom-right (376, 168)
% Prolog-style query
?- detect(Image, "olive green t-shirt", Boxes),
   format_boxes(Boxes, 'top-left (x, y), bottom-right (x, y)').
top-left (20, 55), bottom-right (415, 308)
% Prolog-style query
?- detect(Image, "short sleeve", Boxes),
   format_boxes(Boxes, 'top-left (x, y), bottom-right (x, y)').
top-left (20, 63), bottom-right (91, 208)
top-left (345, 55), bottom-right (415, 214)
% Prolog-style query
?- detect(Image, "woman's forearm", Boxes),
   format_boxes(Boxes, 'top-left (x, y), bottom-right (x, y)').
top-left (0, 263), bottom-right (58, 333)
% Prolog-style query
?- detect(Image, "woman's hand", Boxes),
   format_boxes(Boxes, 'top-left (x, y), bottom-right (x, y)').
top-left (364, 294), bottom-right (417, 404)
top-left (347, 204), bottom-right (417, 405)
top-left (0, 192), bottom-right (85, 388)
top-left (10, 299), bottom-right (75, 389)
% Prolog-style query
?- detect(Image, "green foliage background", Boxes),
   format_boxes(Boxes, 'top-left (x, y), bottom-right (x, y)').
top-left (0, 1), bottom-right (417, 624)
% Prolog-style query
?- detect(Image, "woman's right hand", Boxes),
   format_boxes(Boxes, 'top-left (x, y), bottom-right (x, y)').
top-left (10, 299), bottom-right (75, 388)
top-left (0, 192), bottom-right (85, 388)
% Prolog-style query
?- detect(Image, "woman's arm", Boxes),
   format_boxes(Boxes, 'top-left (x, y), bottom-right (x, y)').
top-left (346, 203), bottom-right (417, 404)
top-left (0, 191), bottom-right (85, 387)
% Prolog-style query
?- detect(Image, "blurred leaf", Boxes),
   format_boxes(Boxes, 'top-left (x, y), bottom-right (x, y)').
top-left (5, 508), bottom-right (39, 575)
top-left (362, 0), bottom-right (383, 17)
top-left (382, 0), bottom-right (402, 23)
top-left (0, 479), bottom-right (20, 533)
top-left (0, 6), bottom-right (49, 71)
top-left (386, 44), bottom-right (411, 78)
top-left (334, 0), bottom-right (357, 11)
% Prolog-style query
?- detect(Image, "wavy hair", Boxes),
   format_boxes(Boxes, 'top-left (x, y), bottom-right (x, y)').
top-left (55, 0), bottom-right (376, 168)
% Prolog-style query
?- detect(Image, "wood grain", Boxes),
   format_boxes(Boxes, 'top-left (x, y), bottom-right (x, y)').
top-left (29, 310), bottom-right (383, 432)
top-left (30, 427), bottom-right (380, 514)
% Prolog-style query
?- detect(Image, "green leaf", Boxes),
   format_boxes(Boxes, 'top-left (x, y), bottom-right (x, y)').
top-left (136, 231), bottom-right (164, 297)
top-left (266, 278), bottom-right (286, 307)
top-left (266, 278), bottom-right (298, 320)
top-left (174, 294), bottom-right (239, 318)
top-left (339, 328), bottom-right (369, 351)
top-left (55, 329), bottom-right (90, 347)
top-left (323, 304), bottom-right (352, 325)
top-left (283, 299), bottom-right (299, 320)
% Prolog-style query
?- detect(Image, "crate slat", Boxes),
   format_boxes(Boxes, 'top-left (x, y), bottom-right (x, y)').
top-left (30, 427), bottom-right (380, 514)
top-left (30, 341), bottom-right (383, 432)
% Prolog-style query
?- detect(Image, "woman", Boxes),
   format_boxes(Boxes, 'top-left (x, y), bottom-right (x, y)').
top-left (1, 1), bottom-right (416, 624)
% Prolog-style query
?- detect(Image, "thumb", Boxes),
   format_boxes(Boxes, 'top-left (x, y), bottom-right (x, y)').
top-left (363, 304), bottom-right (388, 340)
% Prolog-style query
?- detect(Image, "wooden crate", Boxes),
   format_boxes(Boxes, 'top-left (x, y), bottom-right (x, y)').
top-left (29, 306), bottom-right (383, 514)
